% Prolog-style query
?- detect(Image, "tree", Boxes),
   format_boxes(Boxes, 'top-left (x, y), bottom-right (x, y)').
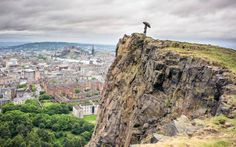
top-left (1, 103), bottom-right (20, 113)
top-left (40, 141), bottom-right (53, 147)
top-left (81, 131), bottom-right (92, 141)
top-left (10, 135), bottom-right (26, 147)
top-left (0, 101), bottom-right (94, 147)
top-left (25, 99), bottom-right (40, 107)
top-left (1, 110), bottom-right (33, 137)
top-left (25, 130), bottom-right (41, 147)
top-left (18, 83), bottom-right (27, 89)
top-left (39, 94), bottom-right (53, 101)
top-left (36, 129), bottom-right (54, 142)
top-left (39, 91), bottom-right (46, 95)
top-left (31, 84), bottom-right (36, 92)
top-left (32, 113), bottom-right (50, 127)
top-left (0, 122), bottom-right (11, 138)
top-left (82, 123), bottom-right (94, 132)
top-left (71, 124), bottom-right (83, 135)
top-left (43, 104), bottom-right (70, 115)
top-left (75, 88), bottom-right (80, 94)
top-left (20, 104), bottom-right (41, 113)
top-left (55, 131), bottom-right (64, 138)
top-left (63, 136), bottom-right (86, 147)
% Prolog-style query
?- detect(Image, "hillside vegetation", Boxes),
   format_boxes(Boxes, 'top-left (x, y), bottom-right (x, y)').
top-left (166, 42), bottom-right (236, 74)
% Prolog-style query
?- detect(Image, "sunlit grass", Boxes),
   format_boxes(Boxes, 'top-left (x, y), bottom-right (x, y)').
top-left (136, 137), bottom-right (233, 147)
top-left (83, 115), bottom-right (97, 124)
top-left (205, 114), bottom-right (236, 136)
top-left (166, 46), bottom-right (236, 74)
top-left (42, 101), bottom-right (55, 107)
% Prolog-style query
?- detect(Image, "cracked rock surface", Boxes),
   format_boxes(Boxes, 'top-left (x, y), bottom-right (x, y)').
top-left (87, 33), bottom-right (236, 147)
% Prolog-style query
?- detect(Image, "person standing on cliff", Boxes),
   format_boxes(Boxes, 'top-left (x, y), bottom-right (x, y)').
top-left (143, 22), bottom-right (151, 35)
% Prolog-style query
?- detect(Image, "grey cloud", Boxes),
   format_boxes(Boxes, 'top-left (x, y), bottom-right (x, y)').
top-left (0, 0), bottom-right (235, 48)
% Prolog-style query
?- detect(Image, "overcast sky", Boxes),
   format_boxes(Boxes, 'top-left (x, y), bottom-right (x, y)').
top-left (0, 0), bottom-right (235, 48)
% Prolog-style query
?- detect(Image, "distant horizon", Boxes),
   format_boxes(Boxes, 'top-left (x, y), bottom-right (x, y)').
top-left (0, 37), bottom-right (235, 50)
top-left (0, 41), bottom-right (116, 48)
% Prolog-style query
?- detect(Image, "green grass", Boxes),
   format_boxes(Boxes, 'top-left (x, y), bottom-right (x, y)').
top-left (207, 114), bottom-right (236, 135)
top-left (153, 137), bottom-right (234, 147)
top-left (203, 140), bottom-right (232, 147)
top-left (31, 84), bottom-right (36, 92)
top-left (211, 115), bottom-right (228, 125)
top-left (42, 101), bottom-right (55, 107)
top-left (166, 46), bottom-right (236, 74)
top-left (67, 102), bottom-right (80, 106)
top-left (18, 83), bottom-right (28, 91)
top-left (83, 115), bottom-right (97, 123)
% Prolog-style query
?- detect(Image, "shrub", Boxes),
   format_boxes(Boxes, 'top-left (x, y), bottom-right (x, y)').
top-left (39, 94), bottom-right (53, 101)
top-left (75, 88), bottom-right (80, 94)
top-left (212, 115), bottom-right (228, 125)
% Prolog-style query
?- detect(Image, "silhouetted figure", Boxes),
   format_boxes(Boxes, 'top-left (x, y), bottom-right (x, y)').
top-left (143, 22), bottom-right (151, 35)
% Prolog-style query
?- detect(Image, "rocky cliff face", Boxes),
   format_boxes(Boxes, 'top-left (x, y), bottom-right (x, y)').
top-left (88, 33), bottom-right (236, 147)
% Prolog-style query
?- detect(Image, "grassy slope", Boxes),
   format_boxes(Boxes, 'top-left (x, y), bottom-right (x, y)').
top-left (165, 45), bottom-right (236, 74)
top-left (83, 115), bottom-right (97, 124)
top-left (137, 138), bottom-right (233, 147)
top-left (136, 115), bottom-right (236, 147)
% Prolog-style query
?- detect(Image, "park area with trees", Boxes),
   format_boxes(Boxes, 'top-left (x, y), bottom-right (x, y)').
top-left (0, 99), bottom-right (94, 147)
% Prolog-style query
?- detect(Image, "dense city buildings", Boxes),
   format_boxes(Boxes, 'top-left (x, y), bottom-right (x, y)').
top-left (0, 46), bottom-right (114, 108)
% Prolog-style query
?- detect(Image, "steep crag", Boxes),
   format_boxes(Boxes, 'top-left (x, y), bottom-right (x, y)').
top-left (88, 33), bottom-right (236, 147)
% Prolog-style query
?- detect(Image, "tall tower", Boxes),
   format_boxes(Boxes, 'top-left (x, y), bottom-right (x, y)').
top-left (91, 45), bottom-right (95, 56)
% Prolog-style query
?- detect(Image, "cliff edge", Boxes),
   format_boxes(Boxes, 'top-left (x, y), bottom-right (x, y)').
top-left (88, 33), bottom-right (236, 147)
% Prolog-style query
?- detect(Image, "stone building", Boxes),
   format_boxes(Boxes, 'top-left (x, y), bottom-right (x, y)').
top-left (6, 58), bottom-right (18, 68)
top-left (72, 105), bottom-right (84, 118)
top-left (72, 103), bottom-right (99, 118)
top-left (80, 104), bottom-right (99, 115)
top-left (24, 69), bottom-right (35, 83)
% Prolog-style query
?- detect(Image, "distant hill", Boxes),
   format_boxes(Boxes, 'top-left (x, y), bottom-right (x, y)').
top-left (0, 42), bottom-right (29, 48)
top-left (8, 42), bottom-right (80, 50)
top-left (1, 42), bottom-right (115, 52)
top-left (57, 48), bottom-right (90, 59)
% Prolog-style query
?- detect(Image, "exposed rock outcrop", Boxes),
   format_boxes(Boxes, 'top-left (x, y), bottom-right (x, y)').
top-left (88, 33), bottom-right (236, 147)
